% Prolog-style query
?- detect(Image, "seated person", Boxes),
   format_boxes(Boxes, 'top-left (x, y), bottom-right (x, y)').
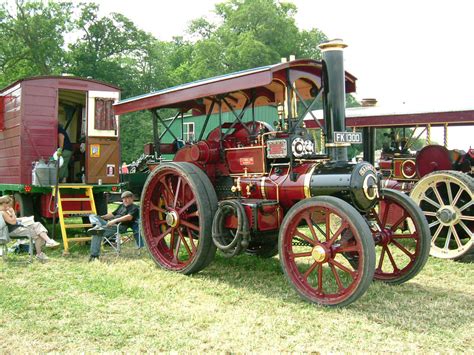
top-left (0, 195), bottom-right (59, 261)
top-left (87, 191), bottom-right (139, 261)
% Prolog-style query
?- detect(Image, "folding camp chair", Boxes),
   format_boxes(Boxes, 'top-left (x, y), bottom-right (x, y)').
top-left (102, 219), bottom-right (143, 255)
top-left (0, 215), bottom-right (34, 263)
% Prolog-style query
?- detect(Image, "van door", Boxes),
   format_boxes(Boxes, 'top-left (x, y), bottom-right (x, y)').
top-left (86, 90), bottom-right (120, 184)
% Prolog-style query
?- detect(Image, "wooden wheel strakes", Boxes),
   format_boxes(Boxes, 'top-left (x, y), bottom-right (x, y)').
top-left (140, 162), bottom-right (217, 274)
top-left (279, 196), bottom-right (375, 307)
top-left (410, 171), bottom-right (474, 260)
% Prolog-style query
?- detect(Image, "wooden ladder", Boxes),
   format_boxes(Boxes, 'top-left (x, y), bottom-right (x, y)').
top-left (53, 185), bottom-right (97, 255)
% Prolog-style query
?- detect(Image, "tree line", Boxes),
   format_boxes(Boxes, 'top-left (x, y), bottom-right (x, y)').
top-left (1, 1), bottom-right (391, 162)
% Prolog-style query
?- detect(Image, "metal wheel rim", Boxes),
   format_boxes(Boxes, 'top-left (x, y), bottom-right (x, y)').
top-left (281, 205), bottom-right (366, 305)
top-left (142, 168), bottom-right (201, 270)
top-left (411, 173), bottom-right (473, 259)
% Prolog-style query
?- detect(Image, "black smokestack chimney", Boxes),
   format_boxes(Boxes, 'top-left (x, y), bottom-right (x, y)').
top-left (318, 39), bottom-right (348, 161)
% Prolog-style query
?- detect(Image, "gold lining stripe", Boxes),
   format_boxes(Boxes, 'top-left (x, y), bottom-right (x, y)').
top-left (261, 177), bottom-right (266, 199)
top-left (304, 164), bottom-right (317, 198)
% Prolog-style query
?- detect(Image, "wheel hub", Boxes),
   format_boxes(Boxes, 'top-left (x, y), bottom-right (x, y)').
top-left (166, 210), bottom-right (179, 227)
top-left (311, 245), bottom-right (327, 263)
top-left (436, 206), bottom-right (459, 226)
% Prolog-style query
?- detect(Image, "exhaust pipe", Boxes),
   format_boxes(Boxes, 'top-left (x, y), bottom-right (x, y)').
top-left (318, 39), bottom-right (348, 162)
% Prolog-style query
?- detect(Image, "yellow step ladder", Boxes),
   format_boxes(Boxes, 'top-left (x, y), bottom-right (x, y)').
top-left (52, 185), bottom-right (97, 255)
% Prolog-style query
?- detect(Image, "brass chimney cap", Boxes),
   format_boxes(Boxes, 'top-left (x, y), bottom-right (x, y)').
top-left (318, 39), bottom-right (348, 52)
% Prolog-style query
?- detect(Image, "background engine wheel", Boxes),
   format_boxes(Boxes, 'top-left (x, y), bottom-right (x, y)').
top-left (410, 171), bottom-right (473, 260)
top-left (366, 189), bottom-right (430, 284)
top-left (140, 162), bottom-right (217, 274)
top-left (279, 196), bottom-right (375, 307)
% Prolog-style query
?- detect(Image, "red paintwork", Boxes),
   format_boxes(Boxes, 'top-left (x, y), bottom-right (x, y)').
top-left (40, 193), bottom-right (92, 218)
top-left (225, 147), bottom-right (265, 174)
top-left (279, 202), bottom-right (366, 305)
top-left (305, 110), bottom-right (474, 129)
top-left (114, 59), bottom-right (357, 115)
top-left (0, 96), bottom-right (4, 131)
top-left (0, 76), bottom-right (120, 185)
top-left (372, 195), bottom-right (422, 280)
top-left (141, 166), bottom-right (201, 271)
top-left (224, 200), bottom-right (281, 232)
top-left (416, 145), bottom-right (452, 178)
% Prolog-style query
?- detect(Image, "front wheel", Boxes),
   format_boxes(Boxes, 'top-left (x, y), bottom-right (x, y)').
top-left (279, 196), bottom-right (375, 307)
top-left (365, 189), bottom-right (431, 284)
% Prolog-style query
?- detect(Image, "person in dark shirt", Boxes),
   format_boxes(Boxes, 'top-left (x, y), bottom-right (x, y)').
top-left (87, 191), bottom-right (139, 261)
top-left (58, 123), bottom-right (73, 182)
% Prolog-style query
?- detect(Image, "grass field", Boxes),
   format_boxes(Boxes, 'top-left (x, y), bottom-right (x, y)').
top-left (1, 237), bottom-right (473, 353)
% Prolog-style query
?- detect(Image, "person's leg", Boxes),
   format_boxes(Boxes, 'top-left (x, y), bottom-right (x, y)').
top-left (34, 238), bottom-right (45, 255)
top-left (89, 215), bottom-right (107, 227)
top-left (59, 149), bottom-right (72, 181)
top-left (89, 227), bottom-right (115, 258)
top-left (89, 234), bottom-right (103, 257)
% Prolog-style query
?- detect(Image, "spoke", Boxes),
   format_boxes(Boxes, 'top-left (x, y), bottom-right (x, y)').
top-left (381, 201), bottom-right (391, 228)
top-left (173, 233), bottom-right (182, 263)
top-left (390, 212), bottom-right (408, 231)
top-left (460, 215), bottom-right (474, 221)
top-left (423, 194), bottom-right (441, 209)
top-left (178, 229), bottom-right (192, 256)
top-left (391, 239), bottom-right (415, 260)
top-left (337, 244), bottom-right (360, 253)
top-left (385, 247), bottom-right (399, 272)
top-left (443, 227), bottom-right (452, 250)
top-left (371, 207), bottom-right (383, 227)
top-left (184, 211), bottom-right (199, 218)
top-left (169, 230), bottom-right (176, 254)
top-left (186, 227), bottom-right (197, 252)
top-left (303, 261), bottom-right (319, 280)
top-left (423, 211), bottom-right (437, 217)
top-left (290, 251), bottom-right (313, 259)
top-left (294, 230), bottom-right (317, 246)
top-left (317, 264), bottom-right (323, 292)
top-left (327, 222), bottom-right (349, 247)
top-left (150, 202), bottom-right (167, 214)
top-left (325, 211), bottom-right (331, 242)
top-left (173, 177), bottom-right (182, 208)
top-left (431, 224), bottom-right (444, 243)
top-left (432, 186), bottom-right (444, 207)
top-left (446, 182), bottom-right (453, 203)
top-left (178, 198), bottom-right (197, 214)
top-left (459, 221), bottom-right (473, 237)
top-left (330, 259), bottom-right (356, 279)
top-left (160, 177), bottom-right (175, 207)
top-left (180, 220), bottom-right (200, 232)
top-left (459, 200), bottom-right (473, 212)
top-left (330, 263), bottom-right (344, 291)
top-left (452, 188), bottom-right (464, 207)
top-left (155, 227), bottom-right (171, 247)
top-left (429, 220), bottom-right (441, 228)
top-left (392, 233), bottom-right (418, 239)
top-left (450, 226), bottom-right (463, 249)
top-left (304, 214), bottom-right (320, 243)
top-left (377, 246), bottom-right (386, 271)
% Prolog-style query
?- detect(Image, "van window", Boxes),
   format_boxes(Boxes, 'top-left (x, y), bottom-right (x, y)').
top-left (94, 98), bottom-right (116, 130)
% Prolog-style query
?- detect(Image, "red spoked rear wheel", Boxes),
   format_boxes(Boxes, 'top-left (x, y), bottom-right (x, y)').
top-left (141, 162), bottom-right (217, 274)
top-left (279, 196), bottom-right (375, 307)
top-left (367, 189), bottom-right (430, 283)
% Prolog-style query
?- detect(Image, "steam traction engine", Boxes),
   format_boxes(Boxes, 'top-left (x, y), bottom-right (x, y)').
top-left (114, 40), bottom-right (430, 306)
top-left (379, 129), bottom-right (473, 260)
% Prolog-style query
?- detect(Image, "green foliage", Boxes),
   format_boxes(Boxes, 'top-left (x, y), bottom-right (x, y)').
top-left (0, 0), bottom-right (332, 161)
top-left (0, 0), bottom-right (73, 86)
